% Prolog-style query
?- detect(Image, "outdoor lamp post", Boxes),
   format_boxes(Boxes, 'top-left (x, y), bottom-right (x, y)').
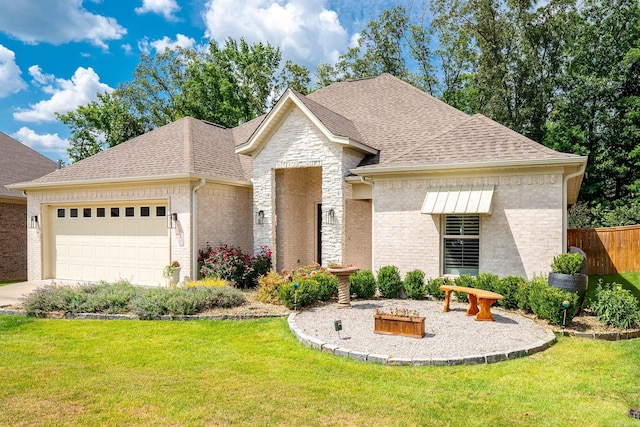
top-left (562, 300), bottom-right (570, 330)
top-left (293, 282), bottom-right (299, 311)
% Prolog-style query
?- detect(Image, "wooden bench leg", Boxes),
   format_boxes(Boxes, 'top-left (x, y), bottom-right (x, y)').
top-left (466, 294), bottom-right (479, 316)
top-left (443, 290), bottom-right (452, 312)
top-left (475, 298), bottom-right (497, 321)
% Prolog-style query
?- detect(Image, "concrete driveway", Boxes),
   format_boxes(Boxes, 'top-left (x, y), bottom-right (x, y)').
top-left (0, 280), bottom-right (55, 307)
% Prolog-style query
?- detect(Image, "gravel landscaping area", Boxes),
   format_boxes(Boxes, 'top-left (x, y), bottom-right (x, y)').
top-left (292, 299), bottom-right (556, 362)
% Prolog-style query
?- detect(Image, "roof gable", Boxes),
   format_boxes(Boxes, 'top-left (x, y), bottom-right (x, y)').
top-left (0, 132), bottom-right (56, 199)
top-left (235, 89), bottom-right (377, 156)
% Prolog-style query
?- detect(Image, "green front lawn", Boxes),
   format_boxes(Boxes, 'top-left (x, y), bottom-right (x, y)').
top-left (0, 315), bottom-right (638, 426)
top-left (587, 272), bottom-right (640, 302)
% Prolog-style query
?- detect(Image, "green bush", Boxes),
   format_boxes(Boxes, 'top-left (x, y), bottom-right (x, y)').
top-left (550, 253), bottom-right (584, 275)
top-left (377, 266), bottom-right (403, 298)
top-left (453, 274), bottom-right (476, 302)
top-left (528, 278), bottom-right (579, 325)
top-left (130, 288), bottom-right (170, 319)
top-left (590, 281), bottom-right (640, 329)
top-left (403, 269), bottom-right (426, 299)
top-left (426, 277), bottom-right (453, 300)
top-left (475, 273), bottom-right (500, 292)
top-left (496, 276), bottom-right (525, 309)
top-left (277, 278), bottom-right (319, 309)
top-left (349, 269), bottom-right (376, 299)
top-left (199, 243), bottom-right (272, 288)
top-left (313, 273), bottom-right (339, 301)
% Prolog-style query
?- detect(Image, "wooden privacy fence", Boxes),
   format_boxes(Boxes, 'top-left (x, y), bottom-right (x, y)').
top-left (567, 224), bottom-right (640, 275)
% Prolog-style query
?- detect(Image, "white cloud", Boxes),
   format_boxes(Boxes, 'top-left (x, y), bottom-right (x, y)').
top-left (12, 127), bottom-right (68, 157)
top-left (0, 44), bottom-right (26, 97)
top-left (28, 65), bottom-right (55, 85)
top-left (202, 0), bottom-right (349, 65)
top-left (0, 0), bottom-right (126, 49)
top-left (13, 67), bottom-right (113, 123)
top-left (121, 43), bottom-right (133, 54)
top-left (138, 34), bottom-right (196, 54)
top-left (135, 0), bottom-right (181, 21)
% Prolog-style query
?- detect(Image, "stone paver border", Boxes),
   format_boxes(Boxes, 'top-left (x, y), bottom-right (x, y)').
top-left (287, 312), bottom-right (557, 366)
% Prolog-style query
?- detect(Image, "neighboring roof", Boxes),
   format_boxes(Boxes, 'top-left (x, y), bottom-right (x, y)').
top-left (0, 132), bottom-right (57, 199)
top-left (13, 117), bottom-right (252, 189)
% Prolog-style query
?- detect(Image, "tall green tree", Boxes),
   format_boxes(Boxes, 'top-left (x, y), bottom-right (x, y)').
top-left (60, 38), bottom-right (309, 162)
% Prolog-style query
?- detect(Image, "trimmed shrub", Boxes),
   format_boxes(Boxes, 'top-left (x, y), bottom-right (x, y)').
top-left (550, 253), bottom-right (584, 275)
top-left (377, 266), bottom-right (403, 298)
top-left (130, 288), bottom-right (170, 319)
top-left (475, 273), bottom-right (500, 292)
top-left (496, 276), bottom-right (525, 309)
top-left (528, 278), bottom-right (579, 325)
top-left (199, 243), bottom-right (272, 288)
top-left (591, 281), bottom-right (640, 329)
top-left (278, 278), bottom-right (319, 309)
top-left (313, 273), bottom-right (339, 301)
top-left (403, 269), bottom-right (426, 299)
top-left (255, 271), bottom-right (286, 304)
top-left (453, 274), bottom-right (476, 302)
top-left (349, 269), bottom-right (376, 299)
top-left (426, 277), bottom-right (453, 300)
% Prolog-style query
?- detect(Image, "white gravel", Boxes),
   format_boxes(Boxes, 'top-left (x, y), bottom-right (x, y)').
top-left (292, 299), bottom-right (555, 360)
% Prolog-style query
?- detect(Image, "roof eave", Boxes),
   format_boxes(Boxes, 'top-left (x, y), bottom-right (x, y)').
top-left (7, 173), bottom-right (253, 191)
top-left (351, 156), bottom-right (588, 176)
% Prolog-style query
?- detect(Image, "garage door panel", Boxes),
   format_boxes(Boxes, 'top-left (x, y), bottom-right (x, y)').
top-left (51, 203), bottom-right (170, 286)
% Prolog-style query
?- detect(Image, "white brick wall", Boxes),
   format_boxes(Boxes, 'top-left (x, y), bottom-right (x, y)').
top-left (372, 173), bottom-right (564, 280)
top-left (252, 108), bottom-right (365, 270)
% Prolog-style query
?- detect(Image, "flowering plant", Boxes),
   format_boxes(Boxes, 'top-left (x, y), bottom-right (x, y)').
top-left (375, 307), bottom-right (421, 318)
top-left (198, 243), bottom-right (271, 288)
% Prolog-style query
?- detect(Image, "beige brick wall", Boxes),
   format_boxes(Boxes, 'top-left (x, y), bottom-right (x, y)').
top-left (372, 172), bottom-right (564, 280)
top-left (197, 183), bottom-right (253, 254)
top-left (0, 200), bottom-right (27, 281)
top-left (26, 182), bottom-right (192, 281)
top-left (343, 199), bottom-right (372, 270)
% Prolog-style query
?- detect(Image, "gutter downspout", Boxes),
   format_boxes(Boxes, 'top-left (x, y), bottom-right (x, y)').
top-left (192, 178), bottom-right (206, 279)
top-left (562, 163), bottom-right (587, 253)
top-left (359, 176), bottom-right (375, 269)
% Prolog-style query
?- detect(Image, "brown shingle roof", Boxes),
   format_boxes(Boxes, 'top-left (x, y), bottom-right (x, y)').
top-left (293, 91), bottom-right (364, 144)
top-left (384, 113), bottom-right (582, 168)
top-left (0, 132), bottom-right (56, 198)
top-left (306, 74), bottom-right (470, 165)
top-left (21, 117), bottom-right (251, 187)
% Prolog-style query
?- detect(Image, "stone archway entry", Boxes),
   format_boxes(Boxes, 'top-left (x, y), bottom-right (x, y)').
top-left (274, 167), bottom-right (322, 272)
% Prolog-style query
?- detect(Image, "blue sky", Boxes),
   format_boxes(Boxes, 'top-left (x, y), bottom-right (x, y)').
top-left (0, 0), bottom-right (413, 163)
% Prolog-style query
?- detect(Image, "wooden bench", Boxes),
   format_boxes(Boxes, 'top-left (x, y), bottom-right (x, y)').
top-left (439, 285), bottom-right (504, 321)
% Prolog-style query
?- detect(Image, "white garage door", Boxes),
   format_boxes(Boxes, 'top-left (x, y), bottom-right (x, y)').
top-left (50, 203), bottom-right (170, 286)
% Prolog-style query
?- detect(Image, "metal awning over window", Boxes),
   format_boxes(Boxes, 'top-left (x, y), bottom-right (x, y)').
top-left (421, 185), bottom-right (495, 214)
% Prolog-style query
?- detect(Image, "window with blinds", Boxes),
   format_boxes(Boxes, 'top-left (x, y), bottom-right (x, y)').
top-left (443, 215), bottom-right (480, 275)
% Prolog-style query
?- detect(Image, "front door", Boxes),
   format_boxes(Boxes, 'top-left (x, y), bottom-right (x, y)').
top-left (316, 203), bottom-right (322, 265)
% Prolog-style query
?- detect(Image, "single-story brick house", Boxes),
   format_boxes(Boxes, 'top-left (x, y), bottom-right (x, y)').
top-left (10, 74), bottom-right (587, 286)
top-left (1, 132), bottom-right (57, 281)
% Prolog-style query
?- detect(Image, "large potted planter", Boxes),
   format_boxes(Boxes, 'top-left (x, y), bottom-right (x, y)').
top-left (374, 307), bottom-right (425, 338)
top-left (548, 251), bottom-right (588, 307)
top-left (328, 265), bottom-right (358, 309)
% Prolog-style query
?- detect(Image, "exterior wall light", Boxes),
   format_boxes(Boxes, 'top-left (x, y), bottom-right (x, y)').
top-left (256, 210), bottom-right (265, 225)
top-left (30, 215), bottom-right (39, 229)
top-left (168, 212), bottom-right (178, 229)
top-left (324, 208), bottom-right (335, 225)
